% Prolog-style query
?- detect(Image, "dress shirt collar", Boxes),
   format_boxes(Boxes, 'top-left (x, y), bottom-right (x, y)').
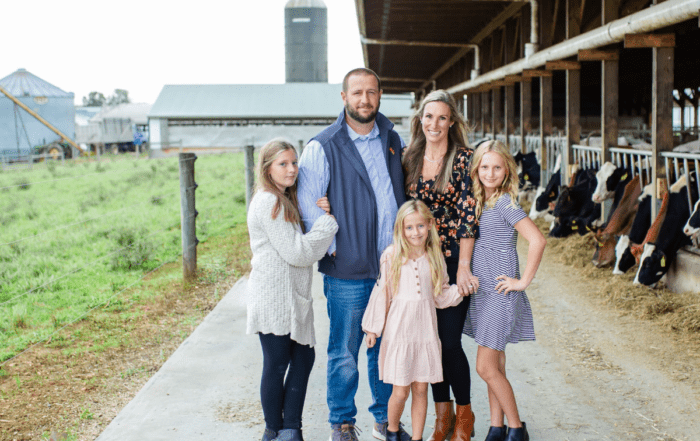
top-left (346, 121), bottom-right (380, 142)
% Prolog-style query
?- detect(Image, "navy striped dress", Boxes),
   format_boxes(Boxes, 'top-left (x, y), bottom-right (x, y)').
top-left (463, 194), bottom-right (536, 351)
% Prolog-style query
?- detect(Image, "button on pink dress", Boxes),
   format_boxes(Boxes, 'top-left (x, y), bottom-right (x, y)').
top-left (362, 245), bottom-right (463, 386)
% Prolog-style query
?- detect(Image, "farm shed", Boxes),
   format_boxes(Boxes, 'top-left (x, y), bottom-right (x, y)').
top-left (76, 103), bottom-right (151, 154)
top-left (147, 83), bottom-right (414, 157)
top-left (353, 0), bottom-right (700, 292)
top-left (0, 68), bottom-right (75, 157)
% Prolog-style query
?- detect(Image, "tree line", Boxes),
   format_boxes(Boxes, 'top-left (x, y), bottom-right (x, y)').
top-left (82, 89), bottom-right (131, 107)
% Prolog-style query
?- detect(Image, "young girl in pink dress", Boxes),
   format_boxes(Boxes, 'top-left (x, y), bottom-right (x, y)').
top-left (362, 199), bottom-right (468, 441)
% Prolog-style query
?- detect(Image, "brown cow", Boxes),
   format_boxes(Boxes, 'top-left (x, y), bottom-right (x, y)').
top-left (591, 176), bottom-right (642, 267)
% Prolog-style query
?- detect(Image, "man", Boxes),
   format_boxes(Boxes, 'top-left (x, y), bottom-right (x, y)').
top-left (298, 68), bottom-right (410, 441)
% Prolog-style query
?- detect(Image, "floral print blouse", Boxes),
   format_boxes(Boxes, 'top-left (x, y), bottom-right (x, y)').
top-left (406, 146), bottom-right (479, 260)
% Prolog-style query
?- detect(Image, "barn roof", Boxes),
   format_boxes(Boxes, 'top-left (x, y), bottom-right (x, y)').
top-left (148, 83), bottom-right (414, 119)
top-left (356, 0), bottom-right (527, 95)
top-left (92, 103), bottom-right (152, 125)
top-left (0, 68), bottom-right (73, 98)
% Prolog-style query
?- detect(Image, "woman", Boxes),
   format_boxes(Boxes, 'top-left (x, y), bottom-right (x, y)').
top-left (246, 139), bottom-right (338, 441)
top-left (403, 90), bottom-right (479, 441)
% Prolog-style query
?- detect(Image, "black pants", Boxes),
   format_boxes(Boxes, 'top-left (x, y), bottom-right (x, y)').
top-left (430, 259), bottom-right (472, 405)
top-left (259, 333), bottom-right (315, 431)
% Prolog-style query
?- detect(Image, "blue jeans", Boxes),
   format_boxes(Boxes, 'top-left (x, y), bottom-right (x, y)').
top-left (323, 275), bottom-right (392, 425)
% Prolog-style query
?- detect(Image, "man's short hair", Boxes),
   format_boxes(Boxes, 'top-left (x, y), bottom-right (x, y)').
top-left (342, 68), bottom-right (382, 93)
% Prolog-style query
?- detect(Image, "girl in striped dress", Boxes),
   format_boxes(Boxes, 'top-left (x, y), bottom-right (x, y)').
top-left (462, 140), bottom-right (546, 441)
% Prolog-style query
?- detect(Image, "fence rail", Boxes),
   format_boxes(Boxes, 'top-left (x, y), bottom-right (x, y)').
top-left (662, 151), bottom-right (700, 213)
top-left (0, 151), bottom-right (65, 170)
top-left (609, 147), bottom-right (653, 187)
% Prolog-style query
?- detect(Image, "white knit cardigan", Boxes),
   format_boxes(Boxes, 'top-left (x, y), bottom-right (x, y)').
top-left (245, 191), bottom-right (338, 347)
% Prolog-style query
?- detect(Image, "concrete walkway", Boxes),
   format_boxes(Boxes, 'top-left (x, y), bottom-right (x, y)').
top-left (95, 264), bottom-right (694, 441)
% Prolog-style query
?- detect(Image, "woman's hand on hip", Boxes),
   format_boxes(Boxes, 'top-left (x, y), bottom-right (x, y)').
top-left (495, 275), bottom-right (527, 294)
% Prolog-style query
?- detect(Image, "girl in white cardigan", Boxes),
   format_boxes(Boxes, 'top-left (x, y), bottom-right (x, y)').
top-left (246, 139), bottom-right (338, 441)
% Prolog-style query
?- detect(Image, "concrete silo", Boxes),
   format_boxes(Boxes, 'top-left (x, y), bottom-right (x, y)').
top-left (285, 0), bottom-right (328, 83)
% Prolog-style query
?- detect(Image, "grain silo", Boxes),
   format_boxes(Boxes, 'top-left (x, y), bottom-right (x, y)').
top-left (0, 68), bottom-right (75, 156)
top-left (285, 0), bottom-right (328, 83)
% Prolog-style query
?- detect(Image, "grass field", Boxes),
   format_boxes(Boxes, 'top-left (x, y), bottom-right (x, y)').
top-left (0, 152), bottom-right (249, 361)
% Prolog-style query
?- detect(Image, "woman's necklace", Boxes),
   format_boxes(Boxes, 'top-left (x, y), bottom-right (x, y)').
top-left (423, 154), bottom-right (444, 163)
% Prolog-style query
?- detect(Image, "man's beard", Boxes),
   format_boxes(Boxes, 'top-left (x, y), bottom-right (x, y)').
top-left (345, 101), bottom-right (380, 124)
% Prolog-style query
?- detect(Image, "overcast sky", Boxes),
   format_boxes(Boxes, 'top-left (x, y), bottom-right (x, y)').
top-left (2, 0), bottom-right (364, 105)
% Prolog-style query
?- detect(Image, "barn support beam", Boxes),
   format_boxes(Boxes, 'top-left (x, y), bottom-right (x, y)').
top-left (447, 0), bottom-right (700, 95)
top-left (651, 47), bottom-right (675, 220)
top-left (505, 83), bottom-right (516, 149)
top-left (601, 59), bottom-right (618, 164)
top-left (565, 0), bottom-right (583, 184)
top-left (520, 79), bottom-right (533, 153)
top-left (566, 70), bottom-right (581, 184)
top-left (540, 76), bottom-right (553, 181)
top-left (473, 92), bottom-right (482, 133)
top-left (483, 90), bottom-right (492, 135)
top-left (493, 87), bottom-right (503, 138)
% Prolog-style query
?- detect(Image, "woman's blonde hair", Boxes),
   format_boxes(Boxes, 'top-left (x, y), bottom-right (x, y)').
top-left (389, 200), bottom-right (446, 297)
top-left (470, 140), bottom-right (519, 219)
top-left (255, 138), bottom-right (304, 230)
top-left (403, 90), bottom-right (471, 194)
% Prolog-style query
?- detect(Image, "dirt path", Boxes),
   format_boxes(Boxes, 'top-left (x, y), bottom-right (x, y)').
top-left (5, 226), bottom-right (698, 440)
top-left (88, 237), bottom-right (700, 441)
top-left (514, 239), bottom-right (699, 440)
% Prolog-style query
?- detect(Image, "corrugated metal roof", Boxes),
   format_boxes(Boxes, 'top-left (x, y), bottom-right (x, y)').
top-left (0, 68), bottom-right (72, 98)
top-left (91, 103), bottom-right (152, 125)
top-left (149, 83), bottom-right (413, 119)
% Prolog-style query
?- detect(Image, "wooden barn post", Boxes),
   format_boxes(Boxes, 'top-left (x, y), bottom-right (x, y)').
top-left (564, 0), bottom-right (583, 185)
top-left (624, 33), bottom-right (676, 220)
top-left (179, 153), bottom-right (197, 282)
top-left (492, 86), bottom-right (502, 139)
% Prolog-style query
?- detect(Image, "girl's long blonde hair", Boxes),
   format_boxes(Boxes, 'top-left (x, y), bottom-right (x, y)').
top-left (470, 140), bottom-right (519, 219)
top-left (389, 200), bottom-right (445, 297)
top-left (403, 90), bottom-right (471, 194)
top-left (255, 138), bottom-right (304, 231)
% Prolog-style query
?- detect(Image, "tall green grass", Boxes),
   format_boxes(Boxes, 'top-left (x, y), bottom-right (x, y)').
top-left (0, 153), bottom-right (248, 361)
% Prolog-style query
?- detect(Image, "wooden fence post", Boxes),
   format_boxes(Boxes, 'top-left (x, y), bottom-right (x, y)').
top-left (179, 153), bottom-right (197, 282)
top-left (245, 144), bottom-right (255, 210)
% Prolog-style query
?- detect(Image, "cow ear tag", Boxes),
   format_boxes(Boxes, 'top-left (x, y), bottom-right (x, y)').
top-left (524, 174), bottom-right (530, 180)
top-left (621, 173), bottom-right (628, 181)
top-left (572, 224), bottom-right (578, 230)
top-left (660, 256), bottom-right (666, 267)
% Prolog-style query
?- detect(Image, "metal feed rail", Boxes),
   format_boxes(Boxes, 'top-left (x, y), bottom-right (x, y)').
top-left (609, 147), bottom-right (653, 187)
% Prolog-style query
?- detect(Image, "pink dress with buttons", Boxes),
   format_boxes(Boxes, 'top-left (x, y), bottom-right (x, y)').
top-left (362, 245), bottom-right (463, 386)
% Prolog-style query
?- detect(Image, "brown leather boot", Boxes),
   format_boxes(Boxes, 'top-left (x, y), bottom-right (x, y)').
top-left (450, 403), bottom-right (475, 440)
top-left (427, 400), bottom-right (455, 441)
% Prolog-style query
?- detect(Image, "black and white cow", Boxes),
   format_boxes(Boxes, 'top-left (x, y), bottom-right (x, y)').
top-left (634, 178), bottom-right (693, 286)
top-left (550, 169), bottom-right (599, 237)
top-left (514, 151), bottom-right (540, 190)
top-left (684, 199), bottom-right (700, 242)
top-left (529, 154), bottom-right (561, 221)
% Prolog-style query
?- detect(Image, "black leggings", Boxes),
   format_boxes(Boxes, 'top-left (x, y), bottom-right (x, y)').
top-left (430, 259), bottom-right (472, 405)
top-left (259, 333), bottom-right (315, 431)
